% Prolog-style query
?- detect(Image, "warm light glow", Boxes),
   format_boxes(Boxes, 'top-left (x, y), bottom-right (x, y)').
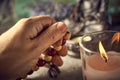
top-left (99, 41), bottom-right (108, 62)
top-left (111, 32), bottom-right (120, 44)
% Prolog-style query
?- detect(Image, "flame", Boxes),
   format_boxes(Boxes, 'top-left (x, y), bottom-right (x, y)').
top-left (111, 32), bottom-right (120, 44)
top-left (99, 41), bottom-right (108, 62)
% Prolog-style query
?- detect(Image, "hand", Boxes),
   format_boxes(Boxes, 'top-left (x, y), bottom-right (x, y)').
top-left (0, 16), bottom-right (67, 79)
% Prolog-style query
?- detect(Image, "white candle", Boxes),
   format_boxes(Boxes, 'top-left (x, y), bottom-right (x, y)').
top-left (83, 52), bottom-right (120, 80)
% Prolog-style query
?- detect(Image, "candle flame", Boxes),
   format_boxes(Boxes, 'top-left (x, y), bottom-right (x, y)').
top-left (111, 32), bottom-right (120, 44)
top-left (99, 41), bottom-right (108, 63)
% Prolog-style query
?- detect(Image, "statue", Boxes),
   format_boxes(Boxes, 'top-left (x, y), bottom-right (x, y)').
top-left (66, 0), bottom-right (111, 35)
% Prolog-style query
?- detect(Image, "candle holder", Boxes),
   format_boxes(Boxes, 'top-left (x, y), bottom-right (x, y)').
top-left (79, 30), bottom-right (120, 80)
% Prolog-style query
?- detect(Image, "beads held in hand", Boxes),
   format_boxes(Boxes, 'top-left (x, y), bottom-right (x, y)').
top-left (16, 31), bottom-right (71, 80)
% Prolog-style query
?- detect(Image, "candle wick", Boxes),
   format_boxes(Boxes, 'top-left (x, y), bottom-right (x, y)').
top-left (103, 56), bottom-right (108, 63)
top-left (105, 58), bottom-right (107, 63)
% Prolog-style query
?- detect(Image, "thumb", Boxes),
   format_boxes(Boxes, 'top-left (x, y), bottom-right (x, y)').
top-left (34, 22), bottom-right (67, 54)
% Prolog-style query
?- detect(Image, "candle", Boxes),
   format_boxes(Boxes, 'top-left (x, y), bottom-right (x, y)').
top-left (83, 52), bottom-right (120, 80)
top-left (80, 31), bottom-right (120, 80)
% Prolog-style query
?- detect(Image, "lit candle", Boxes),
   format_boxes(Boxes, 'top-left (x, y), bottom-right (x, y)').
top-left (83, 41), bottom-right (120, 80)
top-left (83, 52), bottom-right (120, 80)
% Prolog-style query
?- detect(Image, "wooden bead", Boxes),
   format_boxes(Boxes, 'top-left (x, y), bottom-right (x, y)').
top-left (58, 45), bottom-right (68, 57)
top-left (63, 31), bottom-right (71, 40)
top-left (53, 39), bottom-right (63, 47)
top-left (37, 59), bottom-right (46, 67)
top-left (44, 63), bottom-right (50, 67)
top-left (44, 55), bottom-right (53, 62)
top-left (27, 70), bottom-right (33, 75)
top-left (62, 39), bottom-right (66, 45)
top-left (21, 74), bottom-right (27, 79)
top-left (16, 77), bottom-right (22, 80)
top-left (32, 65), bottom-right (39, 71)
top-left (52, 55), bottom-right (63, 66)
top-left (54, 46), bottom-right (62, 51)
top-left (47, 48), bottom-right (58, 56)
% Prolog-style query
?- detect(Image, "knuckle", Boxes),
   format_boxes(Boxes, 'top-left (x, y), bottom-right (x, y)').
top-left (44, 15), bottom-right (56, 23)
top-left (20, 18), bottom-right (34, 24)
top-left (26, 18), bottom-right (33, 23)
top-left (19, 18), bottom-right (28, 22)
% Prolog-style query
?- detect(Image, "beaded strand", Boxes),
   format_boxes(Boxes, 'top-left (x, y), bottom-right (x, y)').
top-left (16, 31), bottom-right (71, 80)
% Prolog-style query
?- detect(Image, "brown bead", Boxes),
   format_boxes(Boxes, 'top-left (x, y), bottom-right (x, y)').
top-left (21, 74), bottom-right (27, 79)
top-left (37, 59), bottom-right (46, 67)
top-left (47, 48), bottom-right (58, 56)
top-left (32, 65), bottom-right (39, 71)
top-left (62, 39), bottom-right (66, 45)
top-left (58, 45), bottom-right (68, 56)
top-left (52, 55), bottom-right (63, 66)
top-left (16, 77), bottom-right (22, 80)
top-left (54, 46), bottom-right (62, 51)
top-left (63, 31), bottom-right (71, 40)
top-left (44, 63), bottom-right (50, 68)
top-left (53, 39), bottom-right (63, 47)
top-left (27, 70), bottom-right (33, 75)
top-left (44, 55), bottom-right (53, 62)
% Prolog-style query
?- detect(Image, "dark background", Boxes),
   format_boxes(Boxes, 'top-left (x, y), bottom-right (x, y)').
top-left (0, 0), bottom-right (120, 34)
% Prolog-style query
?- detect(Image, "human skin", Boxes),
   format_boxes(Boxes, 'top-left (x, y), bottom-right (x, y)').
top-left (0, 16), bottom-right (67, 80)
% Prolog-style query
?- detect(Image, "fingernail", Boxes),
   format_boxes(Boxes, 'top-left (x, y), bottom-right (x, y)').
top-left (57, 22), bottom-right (67, 33)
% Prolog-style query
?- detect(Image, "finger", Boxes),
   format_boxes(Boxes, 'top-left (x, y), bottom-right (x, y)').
top-left (52, 55), bottom-right (63, 66)
top-left (19, 16), bottom-right (56, 39)
top-left (58, 45), bottom-right (68, 57)
top-left (34, 22), bottom-right (67, 55)
top-left (29, 15), bottom-right (56, 27)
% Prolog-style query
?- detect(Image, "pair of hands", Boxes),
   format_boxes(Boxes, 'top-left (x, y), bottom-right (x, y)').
top-left (0, 16), bottom-right (68, 79)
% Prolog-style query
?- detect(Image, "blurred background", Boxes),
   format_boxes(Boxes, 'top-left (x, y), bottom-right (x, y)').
top-left (0, 0), bottom-right (120, 35)
top-left (0, 0), bottom-right (120, 80)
